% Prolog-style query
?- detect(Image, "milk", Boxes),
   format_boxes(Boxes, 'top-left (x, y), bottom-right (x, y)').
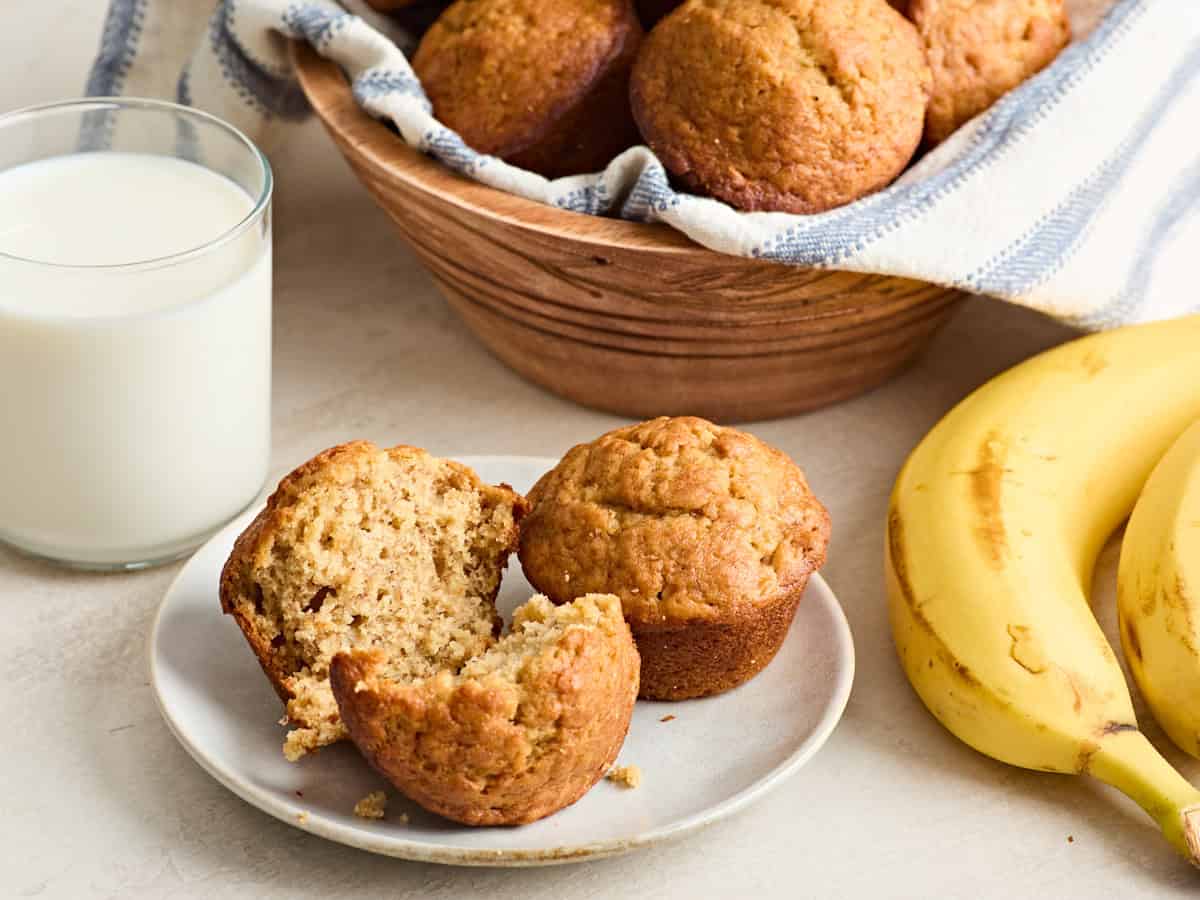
top-left (0, 152), bottom-right (271, 566)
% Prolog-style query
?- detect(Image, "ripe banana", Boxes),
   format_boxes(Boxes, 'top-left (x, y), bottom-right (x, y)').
top-left (1119, 419), bottom-right (1200, 761)
top-left (886, 314), bottom-right (1200, 863)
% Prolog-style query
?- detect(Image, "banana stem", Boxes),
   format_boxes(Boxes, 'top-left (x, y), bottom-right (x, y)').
top-left (1087, 730), bottom-right (1200, 866)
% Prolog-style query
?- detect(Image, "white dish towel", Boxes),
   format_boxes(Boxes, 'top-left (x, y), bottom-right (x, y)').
top-left (85, 0), bottom-right (1200, 328)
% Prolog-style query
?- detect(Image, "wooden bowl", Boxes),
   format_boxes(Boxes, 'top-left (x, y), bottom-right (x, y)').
top-left (292, 43), bottom-right (964, 423)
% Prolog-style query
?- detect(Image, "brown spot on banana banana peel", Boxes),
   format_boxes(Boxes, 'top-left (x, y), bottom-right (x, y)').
top-left (887, 510), bottom-right (983, 693)
top-left (968, 434), bottom-right (1009, 568)
top-left (1076, 740), bottom-right (1101, 773)
top-left (1073, 727), bottom-right (1141, 774)
top-left (1066, 674), bottom-right (1083, 715)
top-left (1162, 576), bottom-right (1198, 654)
top-left (1007, 624), bottom-right (1048, 674)
top-left (1141, 579), bottom-right (1157, 618)
top-left (1079, 351), bottom-right (1108, 377)
top-left (1123, 616), bottom-right (1143, 662)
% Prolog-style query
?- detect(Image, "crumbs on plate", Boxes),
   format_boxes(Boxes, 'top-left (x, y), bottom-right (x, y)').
top-left (606, 764), bottom-right (642, 789)
top-left (354, 790), bottom-right (388, 820)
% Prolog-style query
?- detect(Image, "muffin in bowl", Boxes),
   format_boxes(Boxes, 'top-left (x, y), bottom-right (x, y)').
top-left (519, 416), bottom-right (831, 700)
top-left (219, 441), bottom-right (527, 760)
top-left (331, 593), bottom-right (639, 825)
top-left (412, 0), bottom-right (643, 178)
top-left (911, 0), bottom-right (1070, 146)
top-left (629, 0), bottom-right (930, 213)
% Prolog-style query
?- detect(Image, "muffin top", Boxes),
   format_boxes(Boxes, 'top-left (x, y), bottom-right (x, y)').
top-left (911, 0), bottom-right (1070, 145)
top-left (629, 0), bottom-right (930, 213)
top-left (519, 417), bottom-right (831, 627)
top-left (413, 0), bottom-right (641, 160)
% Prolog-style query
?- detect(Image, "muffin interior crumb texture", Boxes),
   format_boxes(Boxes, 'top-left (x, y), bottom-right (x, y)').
top-left (354, 790), bottom-right (389, 820)
top-left (392, 594), bottom-right (623, 694)
top-left (222, 442), bottom-right (524, 761)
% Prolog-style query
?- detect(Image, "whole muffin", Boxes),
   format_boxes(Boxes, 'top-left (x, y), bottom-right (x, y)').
top-left (331, 594), bottom-right (639, 825)
top-left (629, 0), bottom-right (930, 213)
top-left (912, 0), bottom-right (1070, 146)
top-left (519, 417), bottom-right (831, 700)
top-left (413, 0), bottom-right (643, 178)
top-left (219, 441), bottom-right (527, 760)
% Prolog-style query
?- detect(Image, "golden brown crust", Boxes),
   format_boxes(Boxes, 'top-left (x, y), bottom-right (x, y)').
top-left (413, 0), bottom-right (643, 178)
top-left (634, 588), bottom-right (803, 700)
top-left (219, 441), bottom-right (527, 753)
top-left (518, 416), bottom-right (830, 699)
top-left (331, 595), bottom-right (640, 825)
top-left (912, 0), bottom-right (1070, 146)
top-left (629, 0), bottom-right (930, 213)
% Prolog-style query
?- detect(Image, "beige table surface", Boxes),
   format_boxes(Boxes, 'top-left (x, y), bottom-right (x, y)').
top-left (4, 5), bottom-right (1199, 898)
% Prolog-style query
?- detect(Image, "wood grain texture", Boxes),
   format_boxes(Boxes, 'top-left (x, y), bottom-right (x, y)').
top-left (291, 41), bottom-right (965, 422)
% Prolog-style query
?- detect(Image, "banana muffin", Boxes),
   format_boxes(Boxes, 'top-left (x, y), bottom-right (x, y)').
top-left (629, 0), bottom-right (930, 213)
top-left (912, 0), bottom-right (1070, 145)
top-left (219, 441), bottom-right (528, 760)
top-left (412, 0), bottom-right (643, 178)
top-left (331, 593), bottom-right (639, 825)
top-left (519, 417), bottom-right (831, 700)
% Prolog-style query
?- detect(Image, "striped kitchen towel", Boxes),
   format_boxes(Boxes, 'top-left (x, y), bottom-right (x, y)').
top-left (86, 0), bottom-right (1200, 328)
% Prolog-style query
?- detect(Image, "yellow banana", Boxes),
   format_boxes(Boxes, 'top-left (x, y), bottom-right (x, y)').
top-left (1118, 419), bottom-right (1200, 760)
top-left (886, 315), bottom-right (1200, 863)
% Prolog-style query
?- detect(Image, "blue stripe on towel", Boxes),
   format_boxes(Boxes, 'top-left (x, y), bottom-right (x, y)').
top-left (423, 129), bottom-right (489, 176)
top-left (1072, 156), bottom-right (1200, 328)
top-left (281, 3), bottom-right (351, 49)
top-left (211, 0), bottom-right (308, 119)
top-left (82, 0), bottom-right (148, 150)
top-left (352, 69), bottom-right (431, 113)
top-left (619, 163), bottom-right (678, 220)
top-left (84, 0), bottom-right (147, 98)
top-left (967, 39), bottom-right (1200, 298)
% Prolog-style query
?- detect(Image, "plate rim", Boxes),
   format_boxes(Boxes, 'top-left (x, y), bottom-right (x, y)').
top-left (148, 454), bottom-right (856, 867)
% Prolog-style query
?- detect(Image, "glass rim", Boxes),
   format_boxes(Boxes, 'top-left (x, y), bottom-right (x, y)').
top-left (0, 96), bottom-right (273, 271)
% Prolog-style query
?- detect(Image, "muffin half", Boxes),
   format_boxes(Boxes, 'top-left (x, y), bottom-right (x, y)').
top-left (219, 441), bottom-right (528, 760)
top-left (519, 417), bottom-right (831, 700)
top-left (331, 593), bottom-right (639, 825)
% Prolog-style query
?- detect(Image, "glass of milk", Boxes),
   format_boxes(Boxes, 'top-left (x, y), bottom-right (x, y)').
top-left (0, 98), bottom-right (272, 569)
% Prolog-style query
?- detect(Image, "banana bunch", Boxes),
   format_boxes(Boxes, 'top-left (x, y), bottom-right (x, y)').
top-left (1119, 420), bottom-right (1200, 761)
top-left (886, 314), bottom-right (1200, 863)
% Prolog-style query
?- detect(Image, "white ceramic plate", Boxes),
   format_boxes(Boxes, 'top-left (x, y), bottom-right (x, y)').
top-left (150, 455), bottom-right (855, 867)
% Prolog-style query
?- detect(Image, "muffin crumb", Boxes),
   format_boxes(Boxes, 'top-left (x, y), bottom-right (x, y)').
top-left (354, 791), bottom-right (388, 820)
top-left (607, 764), bottom-right (642, 789)
top-left (659, 714), bottom-right (675, 723)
